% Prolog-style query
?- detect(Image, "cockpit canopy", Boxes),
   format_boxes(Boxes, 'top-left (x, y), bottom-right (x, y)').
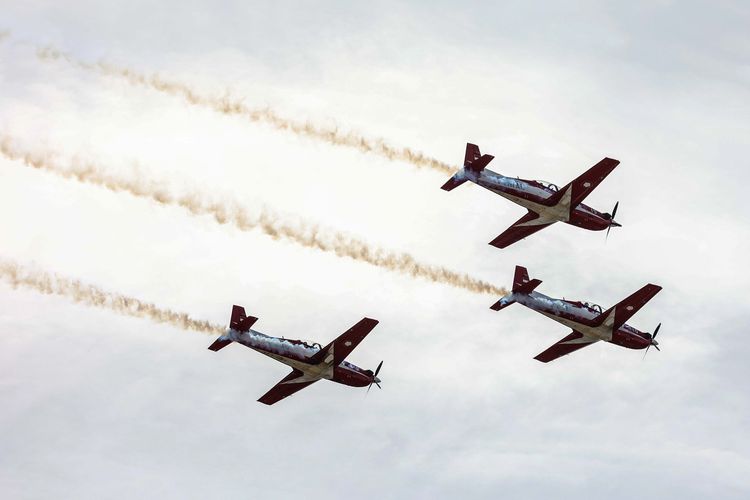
top-left (535, 180), bottom-right (559, 191)
top-left (282, 338), bottom-right (323, 350)
top-left (582, 302), bottom-right (603, 313)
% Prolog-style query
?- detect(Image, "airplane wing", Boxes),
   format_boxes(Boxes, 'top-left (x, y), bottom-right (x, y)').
top-left (608, 283), bottom-right (662, 331)
top-left (310, 318), bottom-right (379, 366)
top-left (330, 318), bottom-right (379, 365)
top-left (489, 210), bottom-right (555, 249)
top-left (558, 157), bottom-right (620, 208)
top-left (534, 330), bottom-right (599, 363)
top-left (257, 369), bottom-right (318, 405)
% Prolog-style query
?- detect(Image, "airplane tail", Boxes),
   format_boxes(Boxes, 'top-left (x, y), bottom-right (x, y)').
top-left (229, 305), bottom-right (258, 332)
top-left (208, 305), bottom-right (259, 352)
top-left (490, 265), bottom-right (542, 311)
top-left (441, 142), bottom-right (494, 191)
top-left (463, 143), bottom-right (494, 172)
top-left (511, 265), bottom-right (543, 294)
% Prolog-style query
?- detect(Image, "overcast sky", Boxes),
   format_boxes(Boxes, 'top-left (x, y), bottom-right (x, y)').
top-left (1, 2), bottom-right (749, 499)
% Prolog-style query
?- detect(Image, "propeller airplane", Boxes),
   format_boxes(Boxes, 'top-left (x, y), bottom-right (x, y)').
top-left (491, 266), bottom-right (662, 362)
top-left (441, 143), bottom-right (622, 248)
top-left (208, 306), bottom-right (383, 404)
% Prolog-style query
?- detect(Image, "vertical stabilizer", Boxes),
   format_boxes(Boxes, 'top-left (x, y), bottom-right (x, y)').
top-left (230, 305), bottom-right (258, 332)
top-left (463, 142), bottom-right (494, 172)
top-left (512, 265), bottom-right (542, 294)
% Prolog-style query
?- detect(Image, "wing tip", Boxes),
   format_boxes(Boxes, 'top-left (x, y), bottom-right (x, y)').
top-left (360, 317), bottom-right (379, 328)
top-left (488, 238), bottom-right (507, 249)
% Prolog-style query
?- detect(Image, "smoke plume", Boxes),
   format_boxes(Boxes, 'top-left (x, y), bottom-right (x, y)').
top-left (36, 46), bottom-right (454, 175)
top-left (0, 258), bottom-right (224, 335)
top-left (0, 138), bottom-right (507, 296)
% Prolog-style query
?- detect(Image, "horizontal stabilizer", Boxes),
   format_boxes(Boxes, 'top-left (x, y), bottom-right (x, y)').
top-left (441, 175), bottom-right (468, 191)
top-left (490, 296), bottom-right (515, 311)
top-left (208, 337), bottom-right (232, 351)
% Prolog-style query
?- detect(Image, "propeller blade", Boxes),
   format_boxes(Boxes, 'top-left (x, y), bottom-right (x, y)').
top-left (643, 323), bottom-right (662, 359)
top-left (366, 360), bottom-right (384, 396)
top-left (606, 201), bottom-right (619, 242)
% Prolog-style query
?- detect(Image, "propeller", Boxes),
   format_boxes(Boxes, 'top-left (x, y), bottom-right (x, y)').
top-left (643, 323), bottom-right (661, 359)
top-left (366, 360), bottom-right (383, 394)
top-left (605, 201), bottom-right (620, 241)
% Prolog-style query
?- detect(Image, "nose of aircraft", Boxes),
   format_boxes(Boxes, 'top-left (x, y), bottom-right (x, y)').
top-left (367, 361), bottom-right (384, 393)
top-left (605, 201), bottom-right (621, 238)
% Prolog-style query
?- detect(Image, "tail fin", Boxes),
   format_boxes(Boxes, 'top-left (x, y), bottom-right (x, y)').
top-left (441, 142), bottom-right (493, 191)
top-left (491, 265), bottom-right (542, 311)
top-left (209, 305), bottom-right (259, 352)
top-left (464, 143), bottom-right (494, 172)
top-left (512, 266), bottom-right (542, 294)
top-left (230, 305), bottom-right (258, 332)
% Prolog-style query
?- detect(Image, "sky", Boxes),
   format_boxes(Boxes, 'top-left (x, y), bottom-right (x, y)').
top-left (1, 1), bottom-right (749, 499)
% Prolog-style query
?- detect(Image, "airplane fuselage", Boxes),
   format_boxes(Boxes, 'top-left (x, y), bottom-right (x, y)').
top-left (466, 168), bottom-right (612, 231)
top-left (226, 328), bottom-right (373, 387)
top-left (498, 291), bottom-right (653, 350)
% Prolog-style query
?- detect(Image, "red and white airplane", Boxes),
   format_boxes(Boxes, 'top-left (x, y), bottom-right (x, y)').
top-left (208, 305), bottom-right (383, 405)
top-left (491, 266), bottom-right (662, 362)
top-left (441, 143), bottom-right (622, 248)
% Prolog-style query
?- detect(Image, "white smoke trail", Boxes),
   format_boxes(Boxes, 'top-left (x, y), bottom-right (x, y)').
top-left (35, 46), bottom-right (455, 175)
top-left (0, 137), bottom-right (507, 296)
top-left (0, 258), bottom-right (224, 335)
